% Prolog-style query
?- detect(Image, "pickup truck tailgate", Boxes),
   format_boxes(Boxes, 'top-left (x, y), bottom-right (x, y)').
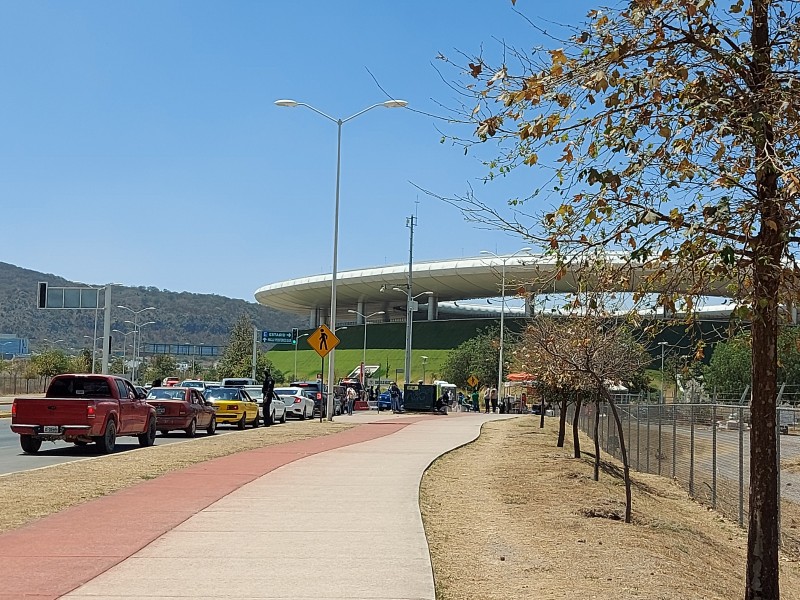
top-left (13, 398), bottom-right (91, 426)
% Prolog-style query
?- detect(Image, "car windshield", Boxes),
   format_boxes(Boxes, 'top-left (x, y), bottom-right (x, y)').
top-left (205, 388), bottom-right (240, 401)
top-left (274, 388), bottom-right (301, 397)
top-left (244, 387), bottom-right (264, 400)
top-left (147, 388), bottom-right (186, 400)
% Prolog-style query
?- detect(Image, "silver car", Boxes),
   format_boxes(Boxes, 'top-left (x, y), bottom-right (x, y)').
top-left (274, 387), bottom-right (315, 420)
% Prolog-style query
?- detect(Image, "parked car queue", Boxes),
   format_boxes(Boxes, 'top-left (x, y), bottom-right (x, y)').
top-left (144, 384), bottom-right (315, 437)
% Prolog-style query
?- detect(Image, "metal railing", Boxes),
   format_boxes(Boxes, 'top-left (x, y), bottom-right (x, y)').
top-left (566, 401), bottom-right (800, 553)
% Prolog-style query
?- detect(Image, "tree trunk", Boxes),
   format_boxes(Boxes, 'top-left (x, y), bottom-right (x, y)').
top-left (572, 397), bottom-right (582, 458)
top-left (539, 397), bottom-right (546, 428)
top-left (607, 396), bottom-right (632, 523)
top-left (557, 395), bottom-right (568, 447)
top-left (746, 2), bottom-right (782, 598)
top-left (593, 400), bottom-right (600, 482)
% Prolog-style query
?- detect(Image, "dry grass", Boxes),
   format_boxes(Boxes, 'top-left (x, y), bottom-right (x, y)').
top-left (784, 456), bottom-right (800, 475)
top-left (420, 417), bottom-right (800, 600)
top-left (0, 420), bottom-right (352, 533)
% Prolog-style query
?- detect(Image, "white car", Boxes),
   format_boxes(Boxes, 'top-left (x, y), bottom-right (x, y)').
top-left (244, 386), bottom-right (287, 424)
top-left (274, 387), bottom-right (315, 420)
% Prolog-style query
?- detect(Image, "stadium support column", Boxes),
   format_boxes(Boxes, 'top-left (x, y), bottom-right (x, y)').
top-left (356, 301), bottom-right (364, 324)
top-left (427, 296), bottom-right (438, 321)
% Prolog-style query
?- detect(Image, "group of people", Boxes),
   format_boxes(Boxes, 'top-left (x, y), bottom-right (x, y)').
top-left (478, 386), bottom-right (512, 413)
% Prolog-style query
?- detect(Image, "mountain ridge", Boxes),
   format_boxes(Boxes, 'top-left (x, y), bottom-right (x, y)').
top-left (0, 261), bottom-right (302, 352)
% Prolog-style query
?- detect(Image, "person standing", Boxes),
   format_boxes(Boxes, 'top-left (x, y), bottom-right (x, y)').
top-left (484, 388), bottom-right (491, 413)
top-left (471, 389), bottom-right (479, 412)
top-left (390, 382), bottom-right (402, 414)
top-left (490, 387), bottom-right (498, 413)
top-left (346, 386), bottom-right (356, 415)
top-left (261, 369), bottom-right (275, 426)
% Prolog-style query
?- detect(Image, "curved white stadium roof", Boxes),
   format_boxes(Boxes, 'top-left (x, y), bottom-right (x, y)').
top-left (254, 254), bottom-right (731, 320)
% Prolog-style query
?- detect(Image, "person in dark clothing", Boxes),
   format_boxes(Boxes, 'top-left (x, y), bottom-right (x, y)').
top-left (152, 378), bottom-right (162, 388)
top-left (261, 369), bottom-right (275, 426)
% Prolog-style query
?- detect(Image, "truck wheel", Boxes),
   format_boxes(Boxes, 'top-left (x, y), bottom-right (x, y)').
top-left (138, 418), bottom-right (156, 447)
top-left (206, 416), bottom-right (217, 436)
top-left (237, 413), bottom-right (246, 430)
top-left (184, 419), bottom-right (196, 438)
top-left (20, 435), bottom-right (42, 454)
top-left (95, 421), bottom-right (116, 454)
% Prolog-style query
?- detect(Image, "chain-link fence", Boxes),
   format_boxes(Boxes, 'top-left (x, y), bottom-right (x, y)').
top-left (566, 401), bottom-right (800, 554)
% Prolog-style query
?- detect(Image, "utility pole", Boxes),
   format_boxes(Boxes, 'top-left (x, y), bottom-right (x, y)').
top-left (403, 213), bottom-right (416, 386)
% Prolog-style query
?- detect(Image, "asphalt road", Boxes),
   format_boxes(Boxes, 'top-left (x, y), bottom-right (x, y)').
top-left (0, 418), bottom-right (240, 475)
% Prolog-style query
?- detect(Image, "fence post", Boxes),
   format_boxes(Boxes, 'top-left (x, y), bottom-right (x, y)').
top-left (689, 404), bottom-right (695, 496)
top-left (776, 387), bottom-right (784, 545)
top-left (738, 404), bottom-right (744, 527)
top-left (636, 406), bottom-right (641, 471)
top-left (712, 404), bottom-right (717, 509)
top-left (646, 405), bottom-right (651, 474)
top-left (658, 403), bottom-right (664, 476)
top-left (672, 404), bottom-right (677, 479)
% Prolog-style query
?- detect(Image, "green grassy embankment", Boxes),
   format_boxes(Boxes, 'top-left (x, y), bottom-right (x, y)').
top-left (265, 348), bottom-right (452, 385)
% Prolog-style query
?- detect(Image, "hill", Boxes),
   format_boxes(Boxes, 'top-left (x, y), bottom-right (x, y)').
top-left (0, 262), bottom-right (302, 352)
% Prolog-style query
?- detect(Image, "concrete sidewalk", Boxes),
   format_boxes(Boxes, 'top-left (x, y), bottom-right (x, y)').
top-left (2, 411), bottom-right (508, 600)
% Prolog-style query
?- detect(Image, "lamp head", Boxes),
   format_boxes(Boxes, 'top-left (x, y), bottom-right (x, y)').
top-left (382, 99), bottom-right (408, 108)
top-left (275, 99), bottom-right (299, 107)
top-left (392, 287), bottom-right (404, 293)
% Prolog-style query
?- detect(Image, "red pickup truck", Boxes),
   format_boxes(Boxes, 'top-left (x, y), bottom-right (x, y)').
top-left (11, 374), bottom-right (157, 454)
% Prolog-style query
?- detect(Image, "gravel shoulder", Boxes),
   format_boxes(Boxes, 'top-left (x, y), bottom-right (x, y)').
top-left (0, 420), bottom-right (353, 534)
top-left (420, 417), bottom-right (800, 600)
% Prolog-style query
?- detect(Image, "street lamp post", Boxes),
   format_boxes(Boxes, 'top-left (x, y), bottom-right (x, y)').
top-left (112, 329), bottom-right (135, 377)
top-left (119, 305), bottom-right (156, 384)
top-left (393, 287), bottom-right (433, 386)
top-left (294, 333), bottom-right (310, 382)
top-left (83, 336), bottom-right (102, 372)
top-left (276, 97), bottom-right (407, 421)
top-left (135, 321), bottom-right (156, 384)
top-left (658, 341), bottom-right (669, 403)
top-left (480, 248), bottom-right (532, 407)
top-left (348, 309), bottom-right (385, 390)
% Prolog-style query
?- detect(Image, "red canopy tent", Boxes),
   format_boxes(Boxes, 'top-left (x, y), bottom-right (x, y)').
top-left (506, 372), bottom-right (534, 382)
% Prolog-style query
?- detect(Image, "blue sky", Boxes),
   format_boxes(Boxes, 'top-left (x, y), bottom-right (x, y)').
top-left (0, 0), bottom-right (597, 301)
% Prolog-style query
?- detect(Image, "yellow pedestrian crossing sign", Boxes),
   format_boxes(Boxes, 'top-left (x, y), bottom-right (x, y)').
top-left (307, 324), bottom-right (340, 358)
top-left (467, 375), bottom-right (479, 388)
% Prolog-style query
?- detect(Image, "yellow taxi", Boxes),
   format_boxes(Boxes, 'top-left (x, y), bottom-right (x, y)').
top-left (204, 387), bottom-right (260, 429)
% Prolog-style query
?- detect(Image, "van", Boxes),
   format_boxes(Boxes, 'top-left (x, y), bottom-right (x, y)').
top-left (220, 377), bottom-right (257, 388)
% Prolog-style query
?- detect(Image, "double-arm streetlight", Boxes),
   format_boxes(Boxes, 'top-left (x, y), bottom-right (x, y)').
top-left (276, 97), bottom-right (407, 420)
top-left (393, 287), bottom-right (433, 386)
top-left (480, 248), bottom-right (532, 406)
top-left (118, 305), bottom-right (156, 383)
top-left (348, 309), bottom-right (385, 389)
top-left (112, 329), bottom-right (136, 377)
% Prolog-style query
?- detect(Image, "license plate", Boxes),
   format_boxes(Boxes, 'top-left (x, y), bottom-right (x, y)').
top-left (42, 425), bottom-right (60, 434)
top-left (156, 406), bottom-right (166, 415)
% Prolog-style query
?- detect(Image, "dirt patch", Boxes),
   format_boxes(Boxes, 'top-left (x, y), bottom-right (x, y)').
top-left (0, 420), bottom-right (352, 534)
top-left (420, 417), bottom-right (800, 600)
